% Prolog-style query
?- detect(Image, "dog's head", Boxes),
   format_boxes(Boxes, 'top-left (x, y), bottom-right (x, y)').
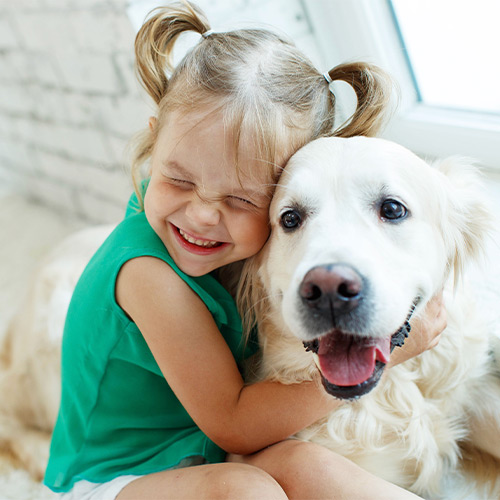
top-left (239, 136), bottom-right (491, 399)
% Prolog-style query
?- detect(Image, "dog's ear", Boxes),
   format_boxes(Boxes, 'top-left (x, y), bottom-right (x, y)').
top-left (433, 156), bottom-right (492, 283)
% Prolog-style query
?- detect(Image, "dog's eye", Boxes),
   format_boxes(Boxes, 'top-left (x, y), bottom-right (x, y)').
top-left (280, 210), bottom-right (302, 230)
top-left (380, 199), bottom-right (407, 221)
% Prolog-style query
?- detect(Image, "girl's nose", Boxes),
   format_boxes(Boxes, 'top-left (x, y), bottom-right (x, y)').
top-left (185, 197), bottom-right (221, 227)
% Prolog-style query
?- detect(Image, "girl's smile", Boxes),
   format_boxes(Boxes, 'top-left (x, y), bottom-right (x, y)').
top-left (171, 223), bottom-right (228, 254)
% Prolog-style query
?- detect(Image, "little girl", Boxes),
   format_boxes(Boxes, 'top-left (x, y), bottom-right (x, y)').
top-left (44, 2), bottom-right (446, 499)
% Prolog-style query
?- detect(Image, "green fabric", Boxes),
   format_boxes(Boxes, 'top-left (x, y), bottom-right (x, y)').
top-left (124, 178), bottom-right (149, 218)
top-left (44, 211), bottom-right (255, 492)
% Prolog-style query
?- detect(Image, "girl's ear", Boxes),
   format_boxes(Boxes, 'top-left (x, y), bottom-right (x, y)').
top-left (148, 117), bottom-right (158, 131)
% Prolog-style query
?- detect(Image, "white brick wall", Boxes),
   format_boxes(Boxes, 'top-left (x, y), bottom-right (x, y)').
top-left (0, 0), bottom-right (323, 223)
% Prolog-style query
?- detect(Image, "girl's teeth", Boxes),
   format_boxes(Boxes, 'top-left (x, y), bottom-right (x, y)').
top-left (179, 229), bottom-right (219, 248)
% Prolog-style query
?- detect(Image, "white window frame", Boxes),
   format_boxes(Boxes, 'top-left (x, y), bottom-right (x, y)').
top-left (303, 0), bottom-right (500, 170)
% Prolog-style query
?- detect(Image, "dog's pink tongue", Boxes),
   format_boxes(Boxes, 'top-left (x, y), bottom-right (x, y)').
top-left (317, 331), bottom-right (391, 386)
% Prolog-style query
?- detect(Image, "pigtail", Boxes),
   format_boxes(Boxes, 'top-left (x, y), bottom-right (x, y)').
top-left (325, 62), bottom-right (393, 138)
top-left (130, 1), bottom-right (210, 210)
top-left (134, 1), bottom-right (210, 105)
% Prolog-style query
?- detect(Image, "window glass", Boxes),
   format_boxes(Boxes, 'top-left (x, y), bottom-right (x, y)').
top-left (390, 0), bottom-right (500, 115)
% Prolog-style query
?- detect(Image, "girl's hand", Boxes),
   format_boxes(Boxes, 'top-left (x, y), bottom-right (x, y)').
top-left (389, 291), bottom-right (447, 367)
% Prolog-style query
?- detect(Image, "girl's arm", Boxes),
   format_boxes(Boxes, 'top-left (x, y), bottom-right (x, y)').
top-left (117, 256), bottom-right (445, 455)
top-left (117, 256), bottom-right (340, 455)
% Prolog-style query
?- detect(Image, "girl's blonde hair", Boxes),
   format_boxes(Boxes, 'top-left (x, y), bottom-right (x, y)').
top-left (131, 1), bottom-right (392, 207)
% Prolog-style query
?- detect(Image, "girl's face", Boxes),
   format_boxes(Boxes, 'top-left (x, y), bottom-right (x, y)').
top-left (145, 108), bottom-right (279, 277)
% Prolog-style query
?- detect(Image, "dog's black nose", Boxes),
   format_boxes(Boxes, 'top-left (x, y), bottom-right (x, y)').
top-left (299, 264), bottom-right (363, 315)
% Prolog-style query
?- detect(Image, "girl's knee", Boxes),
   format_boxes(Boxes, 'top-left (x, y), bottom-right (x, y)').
top-left (278, 439), bottom-right (335, 466)
top-left (119, 463), bottom-right (286, 500)
top-left (205, 463), bottom-right (286, 500)
top-left (273, 440), bottom-right (349, 485)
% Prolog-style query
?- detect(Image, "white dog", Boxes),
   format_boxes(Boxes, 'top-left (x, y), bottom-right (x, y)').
top-left (237, 137), bottom-right (500, 498)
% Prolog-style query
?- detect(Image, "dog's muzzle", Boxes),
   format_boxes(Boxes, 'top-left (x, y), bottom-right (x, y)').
top-left (299, 263), bottom-right (419, 400)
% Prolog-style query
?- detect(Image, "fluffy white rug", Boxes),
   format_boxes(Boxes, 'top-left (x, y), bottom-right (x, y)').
top-left (0, 461), bottom-right (56, 500)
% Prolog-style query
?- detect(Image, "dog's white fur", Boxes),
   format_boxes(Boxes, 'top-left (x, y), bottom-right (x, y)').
top-left (238, 137), bottom-right (500, 498)
top-left (1, 137), bottom-right (499, 498)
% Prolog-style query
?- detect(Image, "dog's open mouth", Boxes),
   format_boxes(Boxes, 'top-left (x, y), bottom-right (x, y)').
top-left (304, 332), bottom-right (390, 400)
top-left (318, 331), bottom-right (390, 386)
top-left (303, 307), bottom-right (416, 400)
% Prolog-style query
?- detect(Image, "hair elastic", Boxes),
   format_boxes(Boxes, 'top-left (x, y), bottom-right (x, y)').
top-left (323, 71), bottom-right (333, 84)
top-left (202, 29), bottom-right (214, 38)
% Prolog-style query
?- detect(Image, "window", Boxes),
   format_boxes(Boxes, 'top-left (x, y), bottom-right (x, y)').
top-left (304, 0), bottom-right (500, 169)
top-left (391, 0), bottom-right (500, 115)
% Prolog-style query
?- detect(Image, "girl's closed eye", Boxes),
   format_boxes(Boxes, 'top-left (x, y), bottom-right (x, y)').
top-left (168, 177), bottom-right (195, 189)
top-left (226, 195), bottom-right (259, 210)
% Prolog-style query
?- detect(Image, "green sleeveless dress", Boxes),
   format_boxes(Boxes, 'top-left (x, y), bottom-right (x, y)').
top-left (44, 210), bottom-right (255, 492)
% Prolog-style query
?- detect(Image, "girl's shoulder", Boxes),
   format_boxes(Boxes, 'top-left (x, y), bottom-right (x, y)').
top-left (116, 253), bottom-right (194, 324)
